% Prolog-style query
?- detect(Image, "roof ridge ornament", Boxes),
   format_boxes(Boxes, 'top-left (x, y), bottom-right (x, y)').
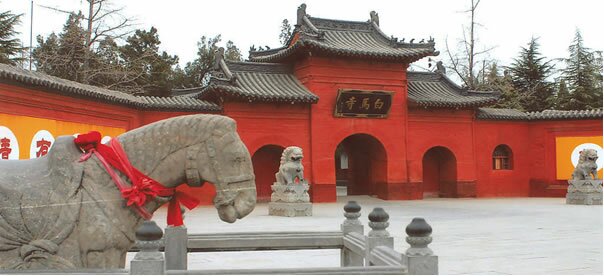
top-left (369, 11), bottom-right (379, 26)
top-left (295, 3), bottom-right (325, 40)
top-left (296, 3), bottom-right (307, 27)
top-left (212, 47), bottom-right (236, 83)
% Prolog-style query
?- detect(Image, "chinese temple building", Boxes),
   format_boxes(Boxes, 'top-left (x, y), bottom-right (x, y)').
top-left (0, 5), bottom-right (602, 204)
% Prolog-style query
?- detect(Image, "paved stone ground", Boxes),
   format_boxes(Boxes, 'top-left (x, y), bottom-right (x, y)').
top-left (127, 196), bottom-right (603, 274)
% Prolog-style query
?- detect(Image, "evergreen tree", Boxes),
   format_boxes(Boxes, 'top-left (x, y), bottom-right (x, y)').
top-left (119, 27), bottom-right (179, 96)
top-left (485, 64), bottom-right (523, 110)
top-left (32, 33), bottom-right (60, 73)
top-left (0, 8), bottom-right (25, 65)
top-left (560, 30), bottom-right (603, 110)
top-left (507, 37), bottom-right (555, 112)
top-left (555, 79), bottom-right (571, 110)
top-left (33, 13), bottom-right (90, 82)
top-left (279, 19), bottom-right (292, 46)
top-left (225, 40), bottom-right (243, 61)
top-left (178, 35), bottom-right (222, 88)
top-left (87, 36), bottom-right (122, 87)
top-left (176, 35), bottom-right (243, 88)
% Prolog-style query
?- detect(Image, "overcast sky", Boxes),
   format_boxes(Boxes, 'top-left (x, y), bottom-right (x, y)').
top-left (4, 0), bottom-right (603, 78)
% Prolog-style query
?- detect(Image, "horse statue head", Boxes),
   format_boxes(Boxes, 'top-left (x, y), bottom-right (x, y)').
top-left (182, 115), bottom-right (257, 222)
top-left (115, 114), bottom-right (257, 223)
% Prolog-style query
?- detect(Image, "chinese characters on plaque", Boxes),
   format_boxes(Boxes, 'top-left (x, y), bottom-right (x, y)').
top-left (334, 90), bottom-right (392, 118)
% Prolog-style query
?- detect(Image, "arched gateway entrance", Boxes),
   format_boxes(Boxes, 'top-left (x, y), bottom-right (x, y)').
top-left (335, 134), bottom-right (387, 196)
top-left (422, 146), bottom-right (457, 198)
top-left (252, 145), bottom-right (284, 202)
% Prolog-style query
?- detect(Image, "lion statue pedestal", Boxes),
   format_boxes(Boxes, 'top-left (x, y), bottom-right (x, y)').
top-left (566, 180), bottom-right (603, 205)
top-left (566, 148), bottom-right (602, 205)
top-left (268, 146), bottom-right (312, 217)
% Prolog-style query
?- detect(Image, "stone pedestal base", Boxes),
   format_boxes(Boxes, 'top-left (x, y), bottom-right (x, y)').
top-left (566, 180), bottom-right (603, 205)
top-left (269, 181), bottom-right (312, 217)
top-left (268, 202), bottom-right (312, 217)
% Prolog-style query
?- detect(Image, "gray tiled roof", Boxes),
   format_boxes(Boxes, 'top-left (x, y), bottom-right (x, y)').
top-left (201, 61), bottom-right (319, 104)
top-left (407, 71), bottom-right (499, 108)
top-left (476, 108), bottom-right (529, 120)
top-left (477, 108), bottom-right (603, 121)
top-left (0, 63), bottom-right (220, 111)
top-left (249, 16), bottom-right (437, 63)
top-left (528, 109), bottom-right (603, 120)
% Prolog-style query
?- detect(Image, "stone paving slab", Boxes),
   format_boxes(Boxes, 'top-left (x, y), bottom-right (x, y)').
top-left (127, 196), bottom-right (602, 274)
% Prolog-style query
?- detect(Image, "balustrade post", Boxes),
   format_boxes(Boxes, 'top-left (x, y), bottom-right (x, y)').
top-left (365, 207), bottom-right (393, 266)
top-left (340, 201), bottom-right (364, 267)
top-left (404, 218), bottom-right (438, 275)
top-left (130, 220), bottom-right (165, 275)
top-left (165, 225), bottom-right (188, 270)
top-left (341, 200), bottom-right (364, 235)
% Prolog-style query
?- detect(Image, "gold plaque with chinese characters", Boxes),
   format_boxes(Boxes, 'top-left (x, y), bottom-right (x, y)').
top-left (334, 89), bottom-right (393, 118)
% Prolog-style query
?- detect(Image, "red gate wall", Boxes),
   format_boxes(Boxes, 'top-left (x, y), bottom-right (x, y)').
top-left (293, 56), bottom-right (410, 202)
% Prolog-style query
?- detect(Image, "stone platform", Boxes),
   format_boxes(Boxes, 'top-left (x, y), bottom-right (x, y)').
top-left (268, 202), bottom-right (312, 217)
top-left (566, 180), bottom-right (603, 205)
top-left (268, 182), bottom-right (312, 217)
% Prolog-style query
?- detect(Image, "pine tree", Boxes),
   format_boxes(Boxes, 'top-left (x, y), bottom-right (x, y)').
top-left (279, 19), bottom-right (292, 46)
top-left (33, 13), bottom-right (91, 82)
top-left (486, 64), bottom-right (524, 110)
top-left (119, 27), bottom-right (179, 96)
top-left (507, 37), bottom-right (555, 112)
top-left (175, 35), bottom-right (243, 88)
top-left (560, 30), bottom-right (602, 110)
top-left (0, 8), bottom-right (25, 65)
top-left (555, 79), bottom-right (571, 110)
top-left (225, 40), bottom-right (243, 61)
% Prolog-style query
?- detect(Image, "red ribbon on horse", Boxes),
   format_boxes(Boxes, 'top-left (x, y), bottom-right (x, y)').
top-left (74, 131), bottom-right (199, 226)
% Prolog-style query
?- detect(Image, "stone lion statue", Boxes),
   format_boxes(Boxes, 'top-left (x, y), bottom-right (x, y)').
top-left (571, 148), bottom-right (599, 180)
top-left (275, 146), bottom-right (305, 185)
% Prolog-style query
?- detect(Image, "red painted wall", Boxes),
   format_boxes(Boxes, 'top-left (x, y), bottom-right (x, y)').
top-left (0, 83), bottom-right (139, 129)
top-left (407, 108), bottom-right (477, 198)
top-left (294, 56), bottom-right (410, 201)
top-left (2, 71), bottom-right (602, 205)
top-left (527, 120), bottom-right (603, 197)
top-left (473, 120), bottom-right (531, 197)
top-left (251, 145), bottom-right (284, 202)
top-left (221, 101), bottom-right (313, 200)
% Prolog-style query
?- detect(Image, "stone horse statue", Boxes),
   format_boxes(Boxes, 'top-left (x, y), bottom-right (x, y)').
top-left (0, 115), bottom-right (256, 269)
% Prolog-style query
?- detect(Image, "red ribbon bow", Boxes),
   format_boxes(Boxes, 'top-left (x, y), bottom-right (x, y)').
top-left (74, 131), bottom-right (199, 226)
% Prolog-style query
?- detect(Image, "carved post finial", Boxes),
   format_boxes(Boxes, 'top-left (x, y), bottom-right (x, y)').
top-left (297, 3), bottom-right (307, 26)
top-left (136, 220), bottom-right (163, 241)
top-left (341, 201), bottom-right (363, 234)
top-left (368, 207), bottom-right (390, 237)
top-left (404, 217), bottom-right (438, 274)
top-left (365, 207), bottom-right (393, 266)
top-left (405, 217), bottom-right (433, 256)
top-left (131, 220), bottom-right (165, 274)
top-left (370, 11), bottom-right (379, 26)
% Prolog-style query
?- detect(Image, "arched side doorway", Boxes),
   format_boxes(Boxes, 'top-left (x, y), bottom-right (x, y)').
top-left (335, 134), bottom-right (387, 197)
top-left (252, 145), bottom-right (284, 202)
top-left (422, 146), bottom-right (457, 198)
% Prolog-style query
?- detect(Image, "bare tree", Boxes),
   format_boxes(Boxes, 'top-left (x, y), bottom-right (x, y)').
top-left (445, 0), bottom-right (495, 89)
